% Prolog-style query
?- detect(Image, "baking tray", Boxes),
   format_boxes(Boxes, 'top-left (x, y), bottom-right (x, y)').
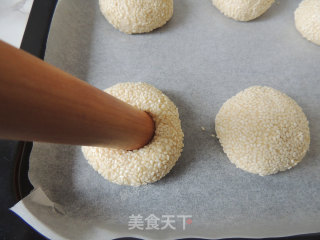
top-left (0, 1), bottom-right (56, 239)
top-left (7, 0), bottom-right (320, 239)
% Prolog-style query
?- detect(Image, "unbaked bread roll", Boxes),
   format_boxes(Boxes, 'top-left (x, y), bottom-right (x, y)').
top-left (215, 86), bottom-right (310, 176)
top-left (295, 0), bottom-right (320, 46)
top-left (212, 0), bottom-right (275, 21)
top-left (82, 82), bottom-right (184, 186)
top-left (99, 0), bottom-right (174, 34)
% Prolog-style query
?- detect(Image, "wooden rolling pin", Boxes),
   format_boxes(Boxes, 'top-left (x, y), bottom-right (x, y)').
top-left (0, 40), bottom-right (155, 150)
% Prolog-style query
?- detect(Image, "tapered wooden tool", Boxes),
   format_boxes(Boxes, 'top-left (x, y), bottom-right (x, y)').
top-left (0, 40), bottom-right (155, 150)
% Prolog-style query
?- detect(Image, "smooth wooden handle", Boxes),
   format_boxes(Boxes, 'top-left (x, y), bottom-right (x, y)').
top-left (0, 40), bottom-right (155, 150)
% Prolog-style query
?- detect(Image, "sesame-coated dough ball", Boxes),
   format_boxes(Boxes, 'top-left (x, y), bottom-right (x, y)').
top-left (82, 82), bottom-right (184, 186)
top-left (215, 86), bottom-right (310, 176)
top-left (99, 0), bottom-right (173, 34)
top-left (212, 0), bottom-right (275, 21)
top-left (295, 0), bottom-right (320, 46)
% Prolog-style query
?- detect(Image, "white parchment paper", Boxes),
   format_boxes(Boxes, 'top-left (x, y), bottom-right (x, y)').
top-left (12, 0), bottom-right (320, 239)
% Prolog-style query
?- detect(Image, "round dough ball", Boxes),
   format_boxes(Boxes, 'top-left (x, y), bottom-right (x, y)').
top-left (212, 0), bottom-right (275, 21)
top-left (99, 0), bottom-right (173, 34)
top-left (82, 82), bottom-right (184, 186)
top-left (295, 0), bottom-right (320, 46)
top-left (215, 86), bottom-right (310, 176)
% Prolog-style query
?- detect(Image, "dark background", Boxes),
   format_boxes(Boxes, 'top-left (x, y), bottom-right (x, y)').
top-left (0, 0), bottom-right (319, 239)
